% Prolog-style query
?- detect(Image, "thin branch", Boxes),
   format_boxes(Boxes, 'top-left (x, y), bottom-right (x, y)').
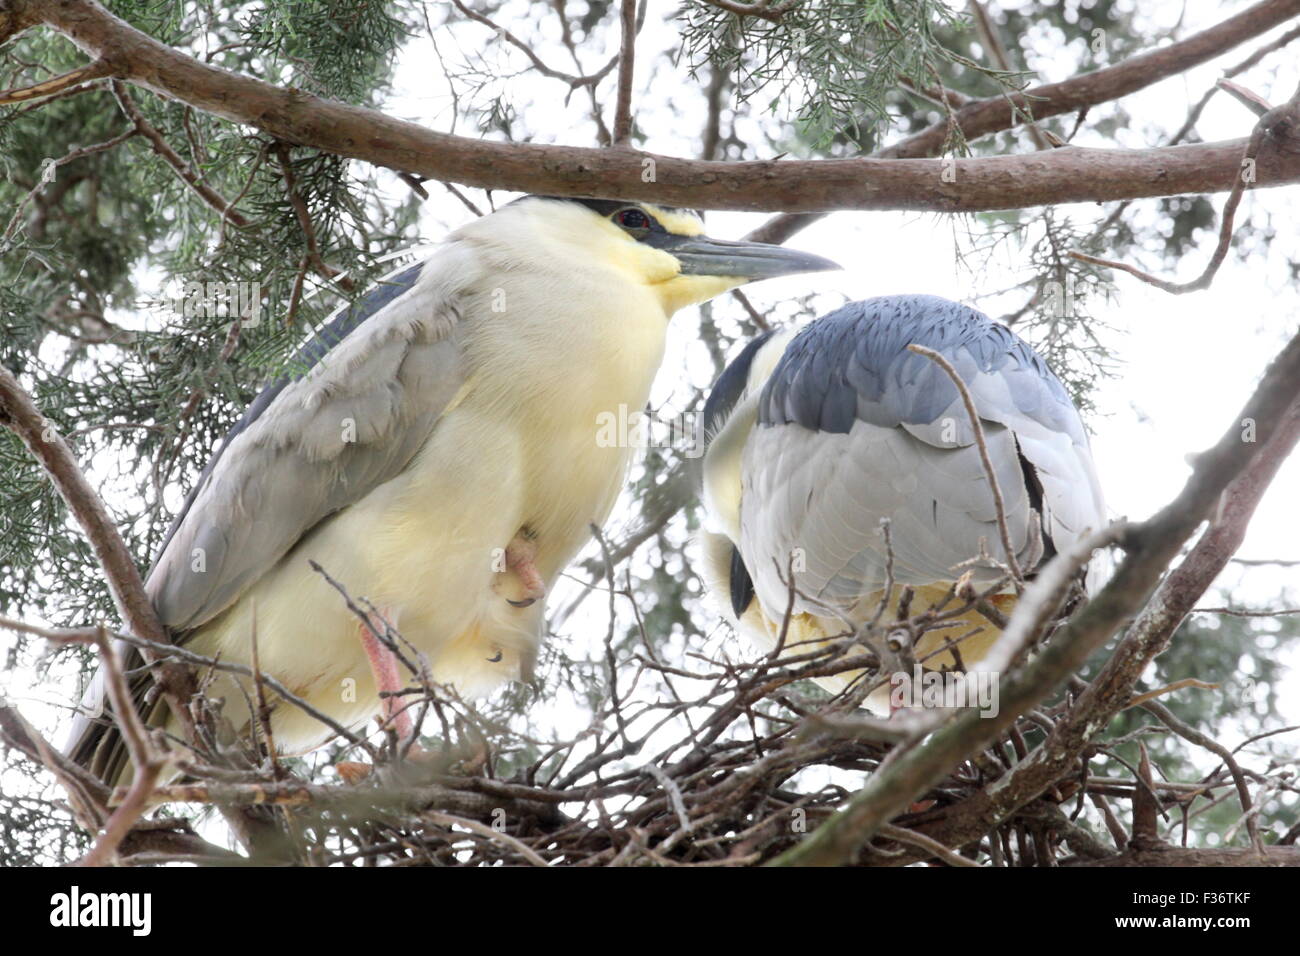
top-left (110, 80), bottom-right (250, 227)
top-left (0, 364), bottom-right (198, 743)
top-left (612, 0), bottom-right (637, 145)
top-left (1070, 85), bottom-right (1298, 293)
top-left (697, 0), bottom-right (801, 22)
top-left (423, 810), bottom-right (550, 867)
top-left (273, 141), bottom-right (355, 293)
top-left (0, 58), bottom-right (111, 103)
top-left (76, 630), bottom-right (168, 866)
top-left (0, 128), bottom-right (137, 253)
top-left (448, 0), bottom-right (616, 89)
top-left (878, 823), bottom-right (980, 867)
top-left (1141, 700), bottom-right (1265, 854)
top-left (907, 344), bottom-right (1024, 587)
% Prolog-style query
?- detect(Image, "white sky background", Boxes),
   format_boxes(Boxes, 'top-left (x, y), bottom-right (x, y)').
top-left (3, 0), bottom-right (1297, 850)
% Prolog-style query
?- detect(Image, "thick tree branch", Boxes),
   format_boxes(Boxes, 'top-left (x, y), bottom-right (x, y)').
top-left (13, 0), bottom-right (1300, 213)
top-left (746, 0), bottom-right (1300, 241)
top-left (1064, 846), bottom-right (1300, 866)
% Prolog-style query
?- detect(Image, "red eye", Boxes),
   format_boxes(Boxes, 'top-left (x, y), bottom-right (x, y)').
top-left (615, 208), bottom-right (649, 230)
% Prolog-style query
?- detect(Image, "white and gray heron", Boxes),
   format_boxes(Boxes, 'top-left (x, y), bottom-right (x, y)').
top-left (699, 294), bottom-right (1107, 710)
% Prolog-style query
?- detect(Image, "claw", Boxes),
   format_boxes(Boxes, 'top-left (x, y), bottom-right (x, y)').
top-left (502, 533), bottom-right (546, 608)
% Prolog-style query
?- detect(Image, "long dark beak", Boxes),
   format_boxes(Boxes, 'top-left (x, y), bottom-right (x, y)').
top-left (648, 233), bottom-right (841, 280)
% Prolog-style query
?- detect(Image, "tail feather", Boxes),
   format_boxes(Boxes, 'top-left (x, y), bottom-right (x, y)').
top-left (64, 641), bottom-right (171, 791)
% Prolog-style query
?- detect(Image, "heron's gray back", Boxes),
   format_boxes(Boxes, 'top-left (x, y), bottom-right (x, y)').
top-left (147, 252), bottom-right (474, 632)
top-left (741, 295), bottom-right (1105, 615)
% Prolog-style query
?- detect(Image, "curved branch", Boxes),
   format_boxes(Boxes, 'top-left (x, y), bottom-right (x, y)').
top-left (747, 0), bottom-right (1300, 241)
top-left (14, 0), bottom-right (1300, 213)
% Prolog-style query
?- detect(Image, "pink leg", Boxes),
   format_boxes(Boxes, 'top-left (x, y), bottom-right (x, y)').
top-left (505, 537), bottom-right (546, 608)
top-left (359, 612), bottom-right (414, 742)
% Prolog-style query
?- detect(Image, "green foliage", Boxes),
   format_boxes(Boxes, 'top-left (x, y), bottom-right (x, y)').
top-left (0, 3), bottom-right (421, 633)
top-left (679, 0), bottom-right (993, 150)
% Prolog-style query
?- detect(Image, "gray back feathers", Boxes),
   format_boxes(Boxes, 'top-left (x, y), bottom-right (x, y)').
top-left (725, 294), bottom-right (1106, 616)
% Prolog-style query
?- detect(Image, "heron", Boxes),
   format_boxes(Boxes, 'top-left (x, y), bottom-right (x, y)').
top-left (698, 294), bottom-right (1107, 711)
top-left (67, 195), bottom-right (838, 785)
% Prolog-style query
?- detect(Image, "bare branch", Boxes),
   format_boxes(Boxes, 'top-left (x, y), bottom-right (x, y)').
top-left (1069, 86), bottom-right (1299, 293)
top-left (110, 79), bottom-right (250, 228)
top-left (612, 0), bottom-right (637, 145)
top-left (18, 0), bottom-right (1300, 214)
top-left (0, 363), bottom-right (196, 735)
top-left (0, 57), bottom-right (111, 103)
top-left (907, 344), bottom-right (1024, 588)
top-left (697, 0), bottom-right (801, 22)
top-left (77, 628), bottom-right (168, 866)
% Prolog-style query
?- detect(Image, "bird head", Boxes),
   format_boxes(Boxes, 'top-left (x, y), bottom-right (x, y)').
top-left (502, 196), bottom-right (839, 315)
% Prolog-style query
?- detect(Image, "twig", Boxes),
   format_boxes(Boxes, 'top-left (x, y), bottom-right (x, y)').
top-left (1069, 86), bottom-right (1297, 293)
top-left (448, 0), bottom-right (616, 90)
top-left (878, 823), bottom-right (979, 867)
top-left (273, 142), bottom-right (354, 292)
top-left (424, 810), bottom-right (550, 867)
top-left (0, 364), bottom-right (197, 740)
top-left (78, 628), bottom-right (169, 866)
top-left (31, 618), bottom-right (376, 759)
top-left (1194, 606), bottom-right (1300, 616)
top-left (906, 344), bottom-right (1024, 587)
top-left (0, 129), bottom-right (138, 253)
top-left (698, 0), bottom-right (801, 22)
top-left (1124, 678), bottom-right (1219, 709)
top-left (1141, 700), bottom-right (1265, 854)
top-left (0, 59), bottom-right (112, 104)
top-left (1218, 78), bottom-right (1273, 117)
top-left (111, 80), bottom-right (250, 228)
top-left (612, 0), bottom-right (637, 145)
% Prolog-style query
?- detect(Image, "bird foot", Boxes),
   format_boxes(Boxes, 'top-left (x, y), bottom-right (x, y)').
top-left (357, 609), bottom-right (418, 744)
top-left (503, 535), bottom-right (546, 608)
top-left (336, 761), bottom-right (374, 785)
top-left (336, 743), bottom-right (434, 785)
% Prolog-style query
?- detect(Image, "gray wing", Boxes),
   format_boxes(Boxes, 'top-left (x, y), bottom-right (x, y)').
top-left (149, 254), bottom-right (471, 631)
top-left (741, 294), bottom-right (1106, 614)
top-left (66, 251), bottom-right (476, 779)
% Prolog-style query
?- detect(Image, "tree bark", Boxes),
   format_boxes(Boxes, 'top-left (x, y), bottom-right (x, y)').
top-left (14, 0), bottom-right (1300, 213)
